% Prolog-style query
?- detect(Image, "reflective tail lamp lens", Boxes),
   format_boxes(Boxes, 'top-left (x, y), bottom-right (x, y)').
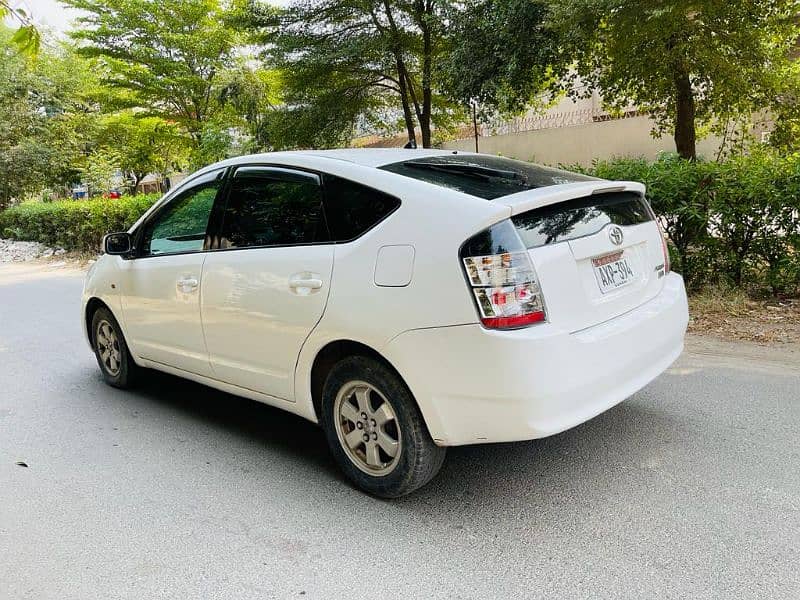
top-left (460, 220), bottom-right (546, 329)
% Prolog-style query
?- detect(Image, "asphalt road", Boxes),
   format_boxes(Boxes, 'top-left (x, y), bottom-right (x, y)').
top-left (1, 264), bottom-right (798, 600)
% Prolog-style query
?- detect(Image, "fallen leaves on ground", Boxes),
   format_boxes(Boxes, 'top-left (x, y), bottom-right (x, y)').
top-left (688, 288), bottom-right (800, 345)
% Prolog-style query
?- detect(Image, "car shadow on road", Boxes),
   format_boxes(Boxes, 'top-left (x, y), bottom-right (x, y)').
top-left (128, 368), bottom-right (336, 472)
top-left (124, 367), bottom-right (686, 508)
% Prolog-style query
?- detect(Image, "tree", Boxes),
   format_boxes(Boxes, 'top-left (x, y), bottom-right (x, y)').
top-left (549, 0), bottom-right (800, 160)
top-left (97, 112), bottom-right (189, 190)
top-left (767, 59), bottom-right (800, 154)
top-left (439, 0), bottom-right (561, 117)
top-left (0, 26), bottom-right (98, 207)
top-left (79, 147), bottom-right (122, 196)
top-left (250, 0), bottom-right (452, 148)
top-left (217, 65), bottom-right (282, 152)
top-left (65, 0), bottom-right (239, 145)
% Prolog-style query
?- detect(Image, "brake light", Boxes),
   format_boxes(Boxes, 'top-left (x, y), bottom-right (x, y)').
top-left (460, 220), bottom-right (546, 329)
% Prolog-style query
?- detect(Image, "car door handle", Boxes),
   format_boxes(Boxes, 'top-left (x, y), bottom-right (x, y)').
top-left (288, 275), bottom-right (323, 290)
top-left (176, 277), bottom-right (199, 292)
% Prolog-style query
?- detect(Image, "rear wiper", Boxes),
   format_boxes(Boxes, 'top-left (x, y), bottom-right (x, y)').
top-left (404, 161), bottom-right (521, 181)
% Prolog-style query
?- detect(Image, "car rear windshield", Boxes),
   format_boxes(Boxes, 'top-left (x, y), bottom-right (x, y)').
top-left (379, 155), bottom-right (597, 200)
top-left (511, 191), bottom-right (654, 249)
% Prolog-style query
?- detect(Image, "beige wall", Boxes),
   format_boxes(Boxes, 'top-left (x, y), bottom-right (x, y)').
top-left (441, 115), bottom-right (724, 166)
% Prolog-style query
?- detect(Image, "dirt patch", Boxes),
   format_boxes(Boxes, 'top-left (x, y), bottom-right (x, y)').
top-left (688, 287), bottom-right (800, 345)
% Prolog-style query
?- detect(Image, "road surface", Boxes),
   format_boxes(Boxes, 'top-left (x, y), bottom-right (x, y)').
top-left (1, 263), bottom-right (798, 599)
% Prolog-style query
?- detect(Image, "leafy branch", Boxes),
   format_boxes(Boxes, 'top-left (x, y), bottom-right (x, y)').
top-left (0, 0), bottom-right (40, 56)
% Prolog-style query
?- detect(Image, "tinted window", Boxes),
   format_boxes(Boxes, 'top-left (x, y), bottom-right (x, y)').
top-left (219, 167), bottom-right (327, 249)
top-left (379, 155), bottom-right (596, 200)
top-left (511, 191), bottom-right (653, 249)
top-left (322, 174), bottom-right (401, 241)
top-left (141, 171), bottom-right (222, 256)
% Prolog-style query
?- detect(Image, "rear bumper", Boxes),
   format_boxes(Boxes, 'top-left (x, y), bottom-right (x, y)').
top-left (383, 273), bottom-right (689, 446)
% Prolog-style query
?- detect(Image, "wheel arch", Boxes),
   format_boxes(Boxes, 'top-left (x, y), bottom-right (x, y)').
top-left (84, 297), bottom-right (112, 344)
top-left (309, 339), bottom-right (415, 424)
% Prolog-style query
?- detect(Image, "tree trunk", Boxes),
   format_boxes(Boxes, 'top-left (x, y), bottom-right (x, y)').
top-left (418, 84), bottom-right (431, 148)
top-left (419, 1), bottom-right (432, 148)
top-left (380, 1), bottom-right (417, 146)
top-left (131, 172), bottom-right (144, 194)
top-left (472, 101), bottom-right (479, 152)
top-left (396, 63), bottom-right (417, 146)
top-left (410, 0), bottom-right (433, 148)
top-left (673, 65), bottom-right (696, 160)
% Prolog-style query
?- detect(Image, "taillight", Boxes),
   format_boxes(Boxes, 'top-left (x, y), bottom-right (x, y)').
top-left (460, 220), bottom-right (546, 329)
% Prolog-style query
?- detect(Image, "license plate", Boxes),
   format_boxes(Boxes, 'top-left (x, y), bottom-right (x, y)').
top-left (592, 251), bottom-right (636, 294)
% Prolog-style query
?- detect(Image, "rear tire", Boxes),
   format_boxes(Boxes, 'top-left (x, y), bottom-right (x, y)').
top-left (91, 306), bottom-right (139, 389)
top-left (320, 355), bottom-right (446, 498)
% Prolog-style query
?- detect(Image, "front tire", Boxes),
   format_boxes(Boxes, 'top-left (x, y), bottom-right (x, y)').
top-left (91, 306), bottom-right (139, 389)
top-left (321, 355), bottom-right (446, 498)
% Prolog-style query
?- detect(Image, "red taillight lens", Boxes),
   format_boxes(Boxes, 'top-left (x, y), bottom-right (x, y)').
top-left (460, 221), bottom-right (546, 329)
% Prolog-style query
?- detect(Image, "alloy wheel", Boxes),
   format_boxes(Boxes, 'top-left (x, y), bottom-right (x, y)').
top-left (333, 381), bottom-right (402, 476)
top-left (96, 319), bottom-right (122, 376)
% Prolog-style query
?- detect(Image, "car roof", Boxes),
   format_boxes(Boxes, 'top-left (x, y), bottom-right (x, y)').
top-left (220, 148), bottom-right (473, 169)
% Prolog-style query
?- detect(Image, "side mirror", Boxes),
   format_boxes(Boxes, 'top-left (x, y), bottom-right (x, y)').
top-left (103, 232), bottom-right (132, 256)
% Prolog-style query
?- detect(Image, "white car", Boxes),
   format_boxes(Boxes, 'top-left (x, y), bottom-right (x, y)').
top-left (83, 149), bottom-right (688, 497)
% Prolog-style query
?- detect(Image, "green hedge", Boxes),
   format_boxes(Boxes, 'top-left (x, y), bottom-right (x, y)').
top-left (583, 151), bottom-right (800, 297)
top-left (0, 194), bottom-right (160, 252)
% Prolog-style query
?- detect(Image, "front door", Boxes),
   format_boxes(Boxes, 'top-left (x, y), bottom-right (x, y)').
top-left (201, 166), bottom-right (334, 400)
top-left (119, 169), bottom-right (224, 376)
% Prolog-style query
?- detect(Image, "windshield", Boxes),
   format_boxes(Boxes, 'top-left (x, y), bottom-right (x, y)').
top-left (379, 154), bottom-right (597, 200)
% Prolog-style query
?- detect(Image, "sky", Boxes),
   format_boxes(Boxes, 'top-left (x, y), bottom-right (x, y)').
top-left (7, 0), bottom-right (290, 34)
top-left (8, 0), bottom-right (84, 33)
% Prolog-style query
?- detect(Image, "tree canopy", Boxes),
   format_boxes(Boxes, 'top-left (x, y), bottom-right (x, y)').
top-left (0, 26), bottom-right (95, 207)
top-left (439, 0), bottom-right (561, 116)
top-left (2, 0), bottom-right (800, 205)
top-left (548, 0), bottom-right (800, 159)
top-left (248, 0), bottom-right (457, 148)
top-left (65, 0), bottom-right (240, 145)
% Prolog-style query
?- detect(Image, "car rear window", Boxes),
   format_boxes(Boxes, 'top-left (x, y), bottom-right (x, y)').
top-left (511, 191), bottom-right (654, 249)
top-left (379, 155), bottom-right (597, 200)
top-left (322, 174), bottom-right (401, 242)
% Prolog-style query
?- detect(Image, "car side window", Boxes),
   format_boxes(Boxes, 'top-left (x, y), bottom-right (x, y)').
top-left (218, 167), bottom-right (328, 249)
top-left (140, 170), bottom-right (223, 256)
top-left (322, 174), bottom-right (401, 242)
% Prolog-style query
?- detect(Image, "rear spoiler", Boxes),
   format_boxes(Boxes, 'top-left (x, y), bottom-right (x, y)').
top-left (494, 181), bottom-right (647, 217)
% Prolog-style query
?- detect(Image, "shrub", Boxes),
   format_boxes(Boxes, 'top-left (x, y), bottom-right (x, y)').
top-left (591, 154), bottom-right (716, 287)
top-left (587, 152), bottom-right (800, 297)
top-left (0, 193), bottom-right (160, 252)
top-left (710, 151), bottom-right (800, 295)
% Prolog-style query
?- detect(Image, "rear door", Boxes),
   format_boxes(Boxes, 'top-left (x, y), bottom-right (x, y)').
top-left (201, 166), bottom-right (334, 400)
top-left (509, 189), bottom-right (667, 332)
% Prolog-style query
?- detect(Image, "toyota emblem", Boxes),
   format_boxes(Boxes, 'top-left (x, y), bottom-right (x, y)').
top-left (608, 226), bottom-right (624, 246)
